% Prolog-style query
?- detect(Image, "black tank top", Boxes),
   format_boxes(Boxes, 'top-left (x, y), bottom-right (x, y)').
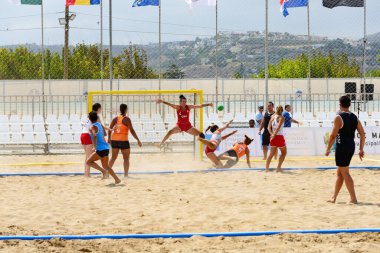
top-left (263, 111), bottom-right (274, 132)
top-left (336, 111), bottom-right (358, 149)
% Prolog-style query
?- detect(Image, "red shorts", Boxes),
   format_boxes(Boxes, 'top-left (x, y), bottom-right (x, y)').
top-left (270, 135), bottom-right (286, 148)
top-left (205, 140), bottom-right (218, 155)
top-left (80, 133), bottom-right (92, 145)
top-left (177, 122), bottom-right (193, 132)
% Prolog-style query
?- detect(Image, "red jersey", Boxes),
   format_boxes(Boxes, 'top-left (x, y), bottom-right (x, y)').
top-left (176, 106), bottom-right (192, 132)
top-left (177, 106), bottom-right (190, 125)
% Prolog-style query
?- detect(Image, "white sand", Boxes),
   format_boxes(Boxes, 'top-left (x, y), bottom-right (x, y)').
top-left (0, 154), bottom-right (379, 252)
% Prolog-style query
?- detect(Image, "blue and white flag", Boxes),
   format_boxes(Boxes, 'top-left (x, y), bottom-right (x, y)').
top-left (280, 0), bottom-right (308, 17)
top-left (132, 0), bottom-right (159, 7)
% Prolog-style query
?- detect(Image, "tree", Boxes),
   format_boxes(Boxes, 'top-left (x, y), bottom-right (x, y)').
top-left (163, 64), bottom-right (185, 79)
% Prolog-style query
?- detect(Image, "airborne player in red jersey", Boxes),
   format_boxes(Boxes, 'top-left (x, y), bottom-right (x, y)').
top-left (156, 95), bottom-right (213, 147)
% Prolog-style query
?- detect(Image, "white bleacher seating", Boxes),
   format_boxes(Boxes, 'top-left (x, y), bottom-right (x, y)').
top-left (11, 133), bottom-right (23, 144)
top-left (47, 124), bottom-right (60, 133)
top-left (129, 114), bottom-right (139, 122)
top-left (22, 115), bottom-right (33, 124)
top-left (58, 114), bottom-right (69, 124)
top-left (34, 124), bottom-right (45, 133)
top-left (145, 131), bottom-right (160, 143)
top-left (208, 113), bottom-right (219, 123)
top-left (62, 132), bottom-right (75, 143)
top-left (69, 115), bottom-right (81, 123)
top-left (71, 123), bottom-right (82, 133)
top-left (73, 132), bottom-right (81, 144)
top-left (223, 113), bottom-right (234, 123)
top-left (327, 112), bottom-right (336, 121)
top-left (246, 112), bottom-right (256, 121)
top-left (316, 112), bottom-right (327, 121)
top-left (22, 124), bottom-right (34, 133)
top-left (234, 112), bottom-right (246, 123)
top-left (164, 114), bottom-right (176, 123)
top-left (0, 115), bottom-right (8, 124)
top-left (9, 115), bottom-right (21, 124)
top-left (133, 123), bottom-right (143, 132)
top-left (34, 133), bottom-right (47, 144)
top-left (143, 124), bottom-right (154, 131)
top-left (22, 133), bottom-right (35, 144)
top-left (49, 133), bottom-right (62, 143)
top-left (293, 112), bottom-right (303, 120)
top-left (0, 124), bottom-right (10, 133)
top-left (46, 114), bottom-right (58, 124)
top-left (33, 115), bottom-right (44, 124)
top-left (60, 123), bottom-right (72, 133)
top-left (371, 112), bottom-right (380, 121)
top-left (0, 133), bottom-right (10, 144)
top-left (10, 124), bottom-right (22, 133)
top-left (303, 112), bottom-right (314, 121)
top-left (154, 123), bottom-right (166, 132)
top-left (81, 114), bottom-right (88, 123)
top-left (310, 121), bottom-right (320, 127)
top-left (151, 114), bottom-right (163, 123)
top-left (299, 121), bottom-right (308, 127)
top-left (358, 112), bottom-right (369, 121)
top-left (140, 114), bottom-right (151, 123)
top-left (322, 121), bottom-right (332, 128)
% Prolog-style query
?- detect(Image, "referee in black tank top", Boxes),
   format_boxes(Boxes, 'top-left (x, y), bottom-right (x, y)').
top-left (259, 102), bottom-right (275, 160)
top-left (325, 96), bottom-right (365, 204)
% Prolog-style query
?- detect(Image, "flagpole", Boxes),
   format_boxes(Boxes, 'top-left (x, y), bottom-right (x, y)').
top-left (109, 0), bottom-right (113, 120)
top-left (264, 0), bottom-right (268, 104)
top-left (363, 0), bottom-right (367, 110)
top-left (41, 1), bottom-right (45, 119)
top-left (100, 0), bottom-right (104, 91)
top-left (158, 0), bottom-right (162, 91)
top-left (307, 0), bottom-right (311, 111)
top-left (215, 0), bottom-right (219, 110)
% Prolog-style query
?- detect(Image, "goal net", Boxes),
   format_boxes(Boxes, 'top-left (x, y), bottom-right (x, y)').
top-left (87, 90), bottom-right (204, 158)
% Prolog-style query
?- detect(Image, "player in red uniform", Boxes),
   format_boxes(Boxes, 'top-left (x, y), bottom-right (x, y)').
top-left (156, 95), bottom-right (213, 147)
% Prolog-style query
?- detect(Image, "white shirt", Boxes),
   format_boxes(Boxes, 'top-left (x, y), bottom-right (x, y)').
top-left (271, 115), bottom-right (284, 135)
top-left (210, 133), bottom-right (222, 146)
top-left (82, 113), bottom-right (104, 134)
top-left (255, 112), bottom-right (263, 128)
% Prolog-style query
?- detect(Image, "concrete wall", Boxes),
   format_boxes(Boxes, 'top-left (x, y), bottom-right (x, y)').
top-left (1, 78), bottom-right (379, 96)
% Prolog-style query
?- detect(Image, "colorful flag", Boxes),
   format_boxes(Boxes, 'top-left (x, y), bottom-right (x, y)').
top-left (132, 0), bottom-right (159, 7)
top-left (8, 0), bottom-right (41, 5)
top-left (184, 0), bottom-right (216, 8)
top-left (280, 0), bottom-right (308, 17)
top-left (323, 0), bottom-right (363, 8)
top-left (66, 0), bottom-right (100, 6)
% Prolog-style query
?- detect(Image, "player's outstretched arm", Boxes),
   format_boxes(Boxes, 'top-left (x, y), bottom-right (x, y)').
top-left (156, 99), bottom-right (179, 110)
top-left (189, 103), bottom-right (213, 109)
top-left (222, 130), bottom-right (237, 140)
top-left (219, 119), bottom-right (234, 132)
top-left (245, 148), bottom-right (251, 168)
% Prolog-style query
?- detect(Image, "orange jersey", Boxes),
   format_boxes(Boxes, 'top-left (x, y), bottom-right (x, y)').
top-left (233, 143), bottom-right (247, 158)
top-left (112, 115), bottom-right (129, 141)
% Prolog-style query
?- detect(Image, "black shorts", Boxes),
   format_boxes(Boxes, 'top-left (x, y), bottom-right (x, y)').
top-left (335, 146), bottom-right (355, 167)
top-left (221, 149), bottom-right (239, 168)
top-left (111, 141), bottom-right (130, 150)
top-left (96, 149), bottom-right (109, 158)
top-left (262, 131), bottom-right (270, 146)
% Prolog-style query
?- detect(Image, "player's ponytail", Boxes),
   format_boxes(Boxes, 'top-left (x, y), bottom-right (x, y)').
top-left (244, 135), bottom-right (253, 145)
top-left (179, 95), bottom-right (186, 101)
top-left (205, 126), bottom-right (211, 133)
top-left (205, 124), bottom-right (219, 133)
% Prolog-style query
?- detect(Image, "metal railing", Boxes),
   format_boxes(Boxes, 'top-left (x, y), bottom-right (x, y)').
top-left (0, 93), bottom-right (379, 118)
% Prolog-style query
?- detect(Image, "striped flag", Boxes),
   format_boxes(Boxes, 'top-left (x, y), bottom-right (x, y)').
top-left (8, 0), bottom-right (41, 5)
top-left (132, 0), bottom-right (159, 7)
top-left (323, 0), bottom-right (364, 8)
top-left (66, 0), bottom-right (100, 6)
top-left (280, 0), bottom-right (308, 17)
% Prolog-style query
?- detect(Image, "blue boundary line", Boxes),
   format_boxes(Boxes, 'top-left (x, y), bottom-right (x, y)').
top-left (0, 228), bottom-right (379, 240)
top-left (0, 166), bottom-right (379, 177)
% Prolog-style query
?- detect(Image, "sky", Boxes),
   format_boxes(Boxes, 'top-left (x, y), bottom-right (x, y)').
top-left (0, 0), bottom-right (379, 46)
